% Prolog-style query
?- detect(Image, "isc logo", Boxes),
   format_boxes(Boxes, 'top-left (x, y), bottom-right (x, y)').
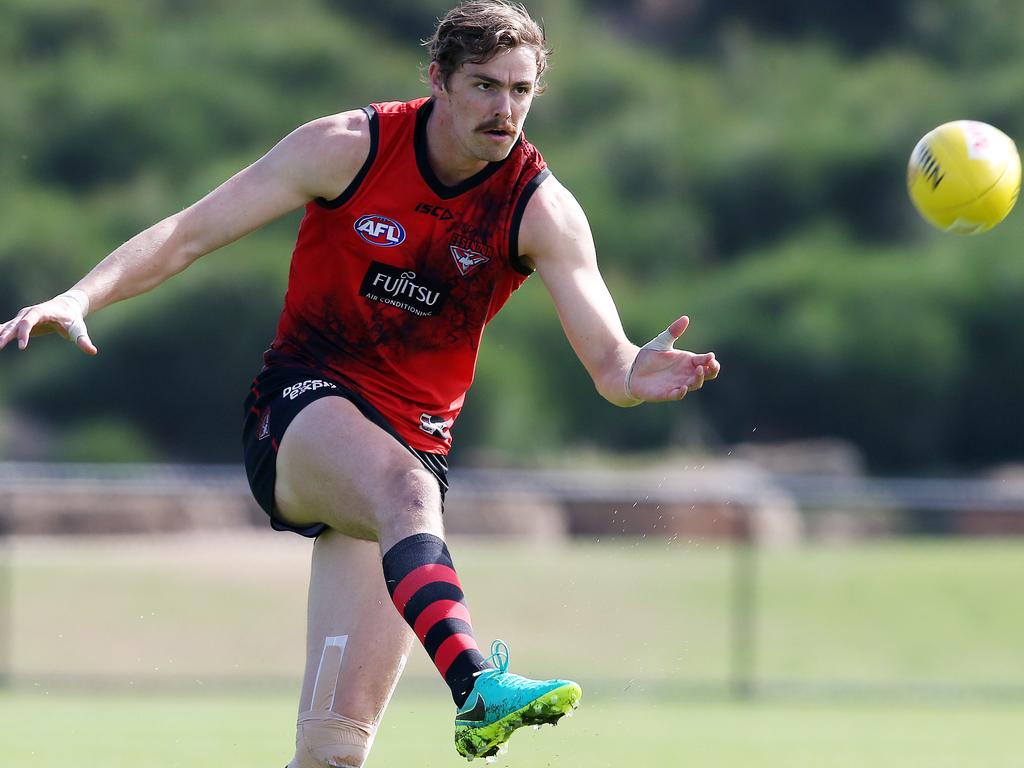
top-left (354, 214), bottom-right (406, 247)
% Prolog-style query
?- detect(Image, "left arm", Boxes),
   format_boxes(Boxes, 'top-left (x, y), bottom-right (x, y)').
top-left (518, 175), bottom-right (719, 406)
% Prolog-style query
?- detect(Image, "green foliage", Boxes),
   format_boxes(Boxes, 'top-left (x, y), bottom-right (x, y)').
top-left (52, 418), bottom-right (157, 462)
top-left (2, 0), bottom-right (1024, 469)
top-left (10, 258), bottom-right (287, 460)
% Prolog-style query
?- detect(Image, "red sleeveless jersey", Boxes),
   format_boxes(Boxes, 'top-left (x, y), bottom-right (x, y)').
top-left (265, 98), bottom-right (550, 453)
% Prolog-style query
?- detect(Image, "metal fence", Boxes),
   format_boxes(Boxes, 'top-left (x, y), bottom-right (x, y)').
top-left (2, 461), bottom-right (1023, 700)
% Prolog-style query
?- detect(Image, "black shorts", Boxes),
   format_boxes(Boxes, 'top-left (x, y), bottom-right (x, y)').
top-left (242, 364), bottom-right (449, 538)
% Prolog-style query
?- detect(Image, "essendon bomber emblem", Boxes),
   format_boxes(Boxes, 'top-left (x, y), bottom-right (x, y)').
top-left (450, 245), bottom-right (490, 276)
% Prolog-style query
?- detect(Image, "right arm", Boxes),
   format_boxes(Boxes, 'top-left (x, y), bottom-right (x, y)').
top-left (0, 109), bottom-right (371, 354)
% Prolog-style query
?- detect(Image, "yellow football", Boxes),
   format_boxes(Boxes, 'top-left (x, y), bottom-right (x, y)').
top-left (907, 120), bottom-right (1021, 234)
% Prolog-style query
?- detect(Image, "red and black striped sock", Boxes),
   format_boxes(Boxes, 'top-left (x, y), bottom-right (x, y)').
top-left (382, 533), bottom-right (491, 707)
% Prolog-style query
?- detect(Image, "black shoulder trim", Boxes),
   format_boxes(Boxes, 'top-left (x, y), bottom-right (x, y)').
top-left (315, 106), bottom-right (379, 209)
top-left (508, 168), bottom-right (551, 276)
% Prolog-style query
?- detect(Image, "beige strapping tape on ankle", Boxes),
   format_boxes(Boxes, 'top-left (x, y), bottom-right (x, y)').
top-left (293, 711), bottom-right (375, 768)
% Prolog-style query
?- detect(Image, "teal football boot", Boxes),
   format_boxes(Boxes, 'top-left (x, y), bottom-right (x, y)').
top-left (454, 640), bottom-right (582, 760)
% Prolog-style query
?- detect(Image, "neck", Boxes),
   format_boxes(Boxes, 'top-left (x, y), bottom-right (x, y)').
top-left (425, 99), bottom-right (489, 187)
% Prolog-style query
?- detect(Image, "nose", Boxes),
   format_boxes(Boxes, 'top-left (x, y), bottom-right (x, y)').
top-left (493, 90), bottom-right (513, 121)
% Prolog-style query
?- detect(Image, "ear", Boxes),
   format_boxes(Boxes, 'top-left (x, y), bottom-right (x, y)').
top-left (428, 61), bottom-right (446, 97)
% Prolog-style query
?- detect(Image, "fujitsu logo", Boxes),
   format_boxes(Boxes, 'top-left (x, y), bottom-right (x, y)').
top-left (373, 270), bottom-right (440, 305)
top-left (359, 261), bottom-right (448, 317)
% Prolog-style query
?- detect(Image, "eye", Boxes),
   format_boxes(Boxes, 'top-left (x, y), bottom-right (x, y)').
top-left (476, 82), bottom-right (491, 91)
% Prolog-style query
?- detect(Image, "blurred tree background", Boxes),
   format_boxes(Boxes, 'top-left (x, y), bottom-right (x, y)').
top-left (1, 0), bottom-right (1023, 471)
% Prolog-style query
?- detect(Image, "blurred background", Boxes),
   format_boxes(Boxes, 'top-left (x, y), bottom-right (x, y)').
top-left (1, 1), bottom-right (1023, 766)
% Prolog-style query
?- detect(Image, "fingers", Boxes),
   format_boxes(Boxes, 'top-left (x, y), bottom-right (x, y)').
top-left (667, 315), bottom-right (689, 339)
top-left (705, 355), bottom-right (721, 380)
top-left (641, 316), bottom-right (691, 354)
top-left (0, 302), bottom-right (98, 354)
top-left (75, 329), bottom-right (98, 356)
top-left (686, 352), bottom-right (720, 379)
top-left (16, 308), bottom-right (41, 350)
top-left (658, 356), bottom-right (715, 400)
top-left (0, 315), bottom-right (21, 350)
top-left (0, 308), bottom-right (35, 350)
top-left (689, 364), bottom-right (706, 392)
top-left (691, 353), bottom-right (720, 382)
top-left (664, 318), bottom-right (721, 380)
top-left (58, 316), bottom-right (98, 355)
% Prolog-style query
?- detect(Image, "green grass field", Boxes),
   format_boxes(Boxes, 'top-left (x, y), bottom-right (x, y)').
top-left (1, 533), bottom-right (1023, 765)
top-left (2, 690), bottom-right (1024, 767)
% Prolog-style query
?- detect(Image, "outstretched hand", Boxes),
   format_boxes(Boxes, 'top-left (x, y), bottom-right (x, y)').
top-left (625, 316), bottom-right (719, 402)
top-left (0, 294), bottom-right (97, 355)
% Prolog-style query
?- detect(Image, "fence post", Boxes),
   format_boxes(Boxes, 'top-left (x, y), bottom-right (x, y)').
top-left (0, 523), bottom-right (10, 689)
top-left (730, 504), bottom-right (757, 699)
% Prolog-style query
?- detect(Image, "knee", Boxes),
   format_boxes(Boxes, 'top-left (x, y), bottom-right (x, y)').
top-left (289, 711), bottom-right (376, 768)
top-left (374, 467), bottom-right (442, 529)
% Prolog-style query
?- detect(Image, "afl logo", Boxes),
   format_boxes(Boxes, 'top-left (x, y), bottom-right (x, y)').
top-left (354, 214), bottom-right (406, 247)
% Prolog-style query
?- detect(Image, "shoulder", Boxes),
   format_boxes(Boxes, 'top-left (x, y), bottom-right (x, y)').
top-left (294, 108), bottom-right (371, 146)
top-left (269, 109), bottom-right (373, 201)
top-left (516, 173), bottom-right (594, 270)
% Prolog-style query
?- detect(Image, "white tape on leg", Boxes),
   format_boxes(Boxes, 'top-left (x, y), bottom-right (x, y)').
top-left (311, 635), bottom-right (349, 712)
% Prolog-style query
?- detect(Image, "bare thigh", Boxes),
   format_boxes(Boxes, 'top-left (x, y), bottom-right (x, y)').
top-left (298, 529), bottom-right (415, 722)
top-left (273, 395), bottom-right (444, 550)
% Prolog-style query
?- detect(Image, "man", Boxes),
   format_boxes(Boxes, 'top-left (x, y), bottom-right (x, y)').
top-left (1, 1), bottom-right (720, 764)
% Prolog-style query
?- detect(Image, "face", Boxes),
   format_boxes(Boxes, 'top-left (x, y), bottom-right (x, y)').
top-left (430, 45), bottom-right (539, 164)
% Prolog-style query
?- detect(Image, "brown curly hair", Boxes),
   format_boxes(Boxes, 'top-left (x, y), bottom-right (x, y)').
top-left (426, 1), bottom-right (550, 92)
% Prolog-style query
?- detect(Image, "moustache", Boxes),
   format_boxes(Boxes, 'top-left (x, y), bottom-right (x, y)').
top-left (477, 120), bottom-right (515, 134)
